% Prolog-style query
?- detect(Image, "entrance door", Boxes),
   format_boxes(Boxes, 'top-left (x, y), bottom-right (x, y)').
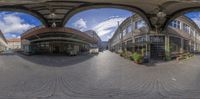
top-left (150, 43), bottom-right (165, 59)
top-left (53, 46), bottom-right (60, 54)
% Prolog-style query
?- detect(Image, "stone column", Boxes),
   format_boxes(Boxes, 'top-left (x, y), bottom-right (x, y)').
top-left (189, 40), bottom-right (192, 52)
top-left (165, 35), bottom-right (171, 60)
top-left (180, 38), bottom-right (184, 53)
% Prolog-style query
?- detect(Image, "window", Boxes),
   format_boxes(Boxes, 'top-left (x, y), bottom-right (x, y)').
top-left (127, 25), bottom-right (132, 33)
top-left (177, 21), bottom-right (181, 29)
top-left (119, 34), bottom-right (121, 39)
top-left (193, 30), bottom-right (196, 37)
top-left (183, 23), bottom-right (190, 33)
top-left (150, 36), bottom-right (165, 43)
top-left (170, 20), bottom-right (181, 29)
top-left (135, 20), bottom-right (145, 29)
top-left (190, 28), bottom-right (196, 37)
top-left (123, 29), bottom-right (126, 36)
top-left (135, 36), bottom-right (146, 43)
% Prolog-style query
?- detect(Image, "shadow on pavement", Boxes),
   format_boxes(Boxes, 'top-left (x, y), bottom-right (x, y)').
top-left (16, 53), bottom-right (95, 67)
top-left (0, 53), bottom-right (15, 56)
top-left (142, 59), bottom-right (172, 67)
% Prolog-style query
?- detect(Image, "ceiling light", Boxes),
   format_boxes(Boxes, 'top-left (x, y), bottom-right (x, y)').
top-left (49, 13), bottom-right (56, 19)
top-left (51, 22), bottom-right (56, 28)
top-left (157, 12), bottom-right (166, 18)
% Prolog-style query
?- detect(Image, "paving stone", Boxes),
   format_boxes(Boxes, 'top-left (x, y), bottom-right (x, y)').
top-left (0, 51), bottom-right (200, 99)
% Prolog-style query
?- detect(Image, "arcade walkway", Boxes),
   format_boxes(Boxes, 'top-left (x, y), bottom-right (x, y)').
top-left (0, 51), bottom-right (200, 99)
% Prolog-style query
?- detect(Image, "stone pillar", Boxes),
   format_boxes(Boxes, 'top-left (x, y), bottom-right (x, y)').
top-left (189, 40), bottom-right (192, 52)
top-left (194, 42), bottom-right (196, 52)
top-left (165, 35), bottom-right (171, 60)
top-left (180, 38), bottom-right (184, 53)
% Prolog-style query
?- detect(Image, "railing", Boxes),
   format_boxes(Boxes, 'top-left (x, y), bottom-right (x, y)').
top-left (21, 25), bottom-right (45, 37)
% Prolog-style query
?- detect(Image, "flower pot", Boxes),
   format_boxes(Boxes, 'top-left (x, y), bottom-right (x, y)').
top-left (134, 60), bottom-right (141, 64)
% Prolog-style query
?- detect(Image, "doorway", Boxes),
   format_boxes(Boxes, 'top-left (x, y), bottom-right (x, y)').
top-left (150, 43), bottom-right (165, 59)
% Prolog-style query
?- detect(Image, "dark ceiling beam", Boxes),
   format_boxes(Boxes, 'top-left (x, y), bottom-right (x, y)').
top-left (33, 7), bottom-right (72, 11)
top-left (42, 13), bottom-right (67, 16)
top-left (47, 19), bottom-right (62, 21)
top-left (29, 5), bottom-right (75, 10)
top-left (45, 0), bottom-right (87, 4)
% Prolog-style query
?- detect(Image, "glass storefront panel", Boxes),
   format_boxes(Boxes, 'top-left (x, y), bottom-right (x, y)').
top-left (169, 36), bottom-right (181, 54)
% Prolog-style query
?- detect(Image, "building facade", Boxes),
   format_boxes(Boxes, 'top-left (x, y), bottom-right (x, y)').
top-left (7, 38), bottom-right (21, 50)
top-left (21, 27), bottom-right (99, 55)
top-left (85, 30), bottom-right (102, 48)
top-left (0, 31), bottom-right (7, 52)
top-left (109, 14), bottom-right (200, 60)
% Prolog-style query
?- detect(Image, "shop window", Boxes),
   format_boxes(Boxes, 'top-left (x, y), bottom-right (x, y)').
top-left (127, 40), bottom-right (133, 51)
top-left (169, 37), bottom-right (181, 53)
top-left (183, 40), bottom-right (189, 52)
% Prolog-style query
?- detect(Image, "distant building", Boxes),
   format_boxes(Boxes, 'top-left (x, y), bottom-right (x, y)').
top-left (101, 41), bottom-right (108, 50)
top-left (7, 38), bottom-right (21, 50)
top-left (0, 31), bottom-right (7, 52)
top-left (85, 30), bottom-right (102, 48)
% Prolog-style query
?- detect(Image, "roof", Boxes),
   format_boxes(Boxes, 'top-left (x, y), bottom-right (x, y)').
top-left (21, 27), bottom-right (98, 44)
top-left (0, 0), bottom-right (199, 29)
top-left (0, 30), bottom-right (7, 44)
top-left (7, 38), bottom-right (21, 42)
top-left (84, 30), bottom-right (101, 41)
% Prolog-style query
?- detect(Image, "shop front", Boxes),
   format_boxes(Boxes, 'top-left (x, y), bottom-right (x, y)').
top-left (149, 35), bottom-right (165, 59)
top-left (21, 27), bottom-right (97, 55)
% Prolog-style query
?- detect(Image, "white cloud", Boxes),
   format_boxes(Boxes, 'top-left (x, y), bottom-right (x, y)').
top-left (0, 14), bottom-right (35, 35)
top-left (11, 34), bottom-right (17, 38)
top-left (92, 17), bottom-right (126, 38)
top-left (73, 18), bottom-right (87, 31)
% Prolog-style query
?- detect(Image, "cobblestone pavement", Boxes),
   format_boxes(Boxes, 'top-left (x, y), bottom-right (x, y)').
top-left (0, 51), bottom-right (200, 99)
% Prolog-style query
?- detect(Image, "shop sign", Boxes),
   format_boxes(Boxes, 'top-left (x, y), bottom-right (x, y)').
top-left (150, 36), bottom-right (164, 43)
top-left (135, 35), bottom-right (147, 43)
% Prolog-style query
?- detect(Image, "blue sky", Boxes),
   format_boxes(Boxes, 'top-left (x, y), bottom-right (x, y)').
top-left (66, 8), bottom-right (133, 41)
top-left (185, 11), bottom-right (200, 27)
top-left (0, 9), bottom-right (199, 41)
top-left (0, 11), bottom-right (42, 39)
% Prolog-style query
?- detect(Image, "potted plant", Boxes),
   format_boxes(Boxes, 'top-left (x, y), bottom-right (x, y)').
top-left (120, 51), bottom-right (125, 57)
top-left (131, 52), bottom-right (143, 64)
